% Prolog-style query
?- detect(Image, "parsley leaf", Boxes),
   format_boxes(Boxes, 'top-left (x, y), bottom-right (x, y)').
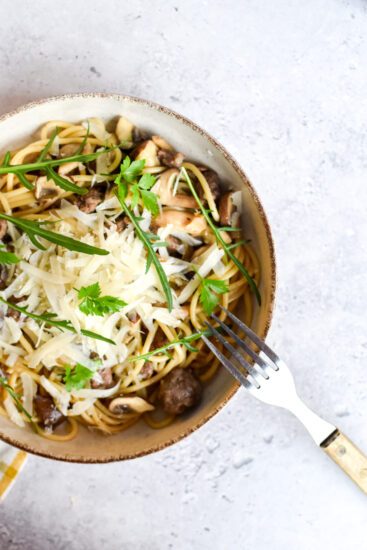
top-left (119, 157), bottom-right (146, 183)
top-left (0, 297), bottom-right (115, 344)
top-left (140, 189), bottom-right (159, 216)
top-left (63, 362), bottom-right (97, 392)
top-left (199, 278), bottom-right (229, 315)
top-left (77, 282), bottom-right (127, 316)
top-left (0, 244), bottom-right (20, 265)
top-left (138, 173), bottom-right (156, 190)
top-left (116, 156), bottom-right (158, 216)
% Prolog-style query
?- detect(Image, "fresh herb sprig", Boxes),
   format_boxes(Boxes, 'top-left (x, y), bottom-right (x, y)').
top-left (182, 167), bottom-right (261, 305)
top-left (63, 362), bottom-right (98, 392)
top-left (114, 165), bottom-right (174, 311)
top-left (116, 157), bottom-right (159, 216)
top-left (77, 282), bottom-right (127, 316)
top-left (0, 244), bottom-right (20, 265)
top-left (0, 376), bottom-right (34, 423)
top-left (0, 297), bottom-right (115, 345)
top-left (199, 276), bottom-right (229, 315)
top-left (0, 212), bottom-right (109, 255)
top-left (129, 329), bottom-right (211, 362)
top-left (0, 144), bottom-right (118, 195)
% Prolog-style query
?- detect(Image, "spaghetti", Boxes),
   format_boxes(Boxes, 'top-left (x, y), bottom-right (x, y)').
top-left (0, 116), bottom-right (260, 440)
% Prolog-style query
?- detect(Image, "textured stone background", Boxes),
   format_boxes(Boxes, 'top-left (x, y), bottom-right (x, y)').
top-left (0, 1), bottom-right (366, 548)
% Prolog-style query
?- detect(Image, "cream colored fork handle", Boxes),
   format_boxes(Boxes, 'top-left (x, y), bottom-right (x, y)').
top-left (322, 431), bottom-right (367, 494)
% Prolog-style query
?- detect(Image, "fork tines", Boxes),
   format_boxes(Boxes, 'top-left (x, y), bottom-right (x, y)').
top-left (203, 306), bottom-right (279, 389)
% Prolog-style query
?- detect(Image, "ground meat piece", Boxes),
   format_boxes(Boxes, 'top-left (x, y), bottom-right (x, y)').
top-left (157, 149), bottom-right (184, 168)
top-left (34, 395), bottom-right (65, 428)
top-left (158, 367), bottom-right (202, 416)
top-left (0, 266), bottom-right (8, 290)
top-left (76, 185), bottom-right (105, 213)
top-left (140, 362), bottom-right (154, 380)
top-left (115, 215), bottom-right (130, 233)
top-left (91, 367), bottom-right (114, 389)
top-left (199, 168), bottom-right (221, 201)
top-left (0, 220), bottom-right (7, 240)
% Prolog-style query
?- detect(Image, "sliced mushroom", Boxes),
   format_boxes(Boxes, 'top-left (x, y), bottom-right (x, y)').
top-left (58, 161), bottom-right (83, 177)
top-left (154, 209), bottom-right (208, 237)
top-left (35, 176), bottom-right (62, 201)
top-left (59, 142), bottom-right (93, 158)
top-left (108, 396), bottom-right (154, 415)
top-left (157, 149), bottom-right (185, 169)
top-left (133, 140), bottom-right (159, 167)
top-left (115, 116), bottom-right (134, 144)
top-left (132, 127), bottom-right (150, 143)
top-left (152, 135), bottom-right (173, 151)
top-left (0, 220), bottom-right (7, 240)
top-left (156, 169), bottom-right (196, 209)
top-left (219, 192), bottom-right (235, 226)
top-left (76, 185), bottom-right (105, 213)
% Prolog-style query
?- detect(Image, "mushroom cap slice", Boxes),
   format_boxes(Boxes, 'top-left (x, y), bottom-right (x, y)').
top-left (108, 396), bottom-right (154, 415)
top-left (115, 116), bottom-right (134, 145)
top-left (35, 176), bottom-right (62, 200)
top-left (155, 209), bottom-right (208, 237)
top-left (156, 169), bottom-right (196, 209)
top-left (219, 192), bottom-right (235, 226)
top-left (133, 140), bottom-right (159, 167)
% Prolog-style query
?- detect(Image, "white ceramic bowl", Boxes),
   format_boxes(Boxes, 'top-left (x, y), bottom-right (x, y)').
top-left (0, 94), bottom-right (276, 462)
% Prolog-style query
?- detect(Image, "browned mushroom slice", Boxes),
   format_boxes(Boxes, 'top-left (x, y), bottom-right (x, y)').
top-left (152, 135), bottom-right (173, 151)
top-left (155, 209), bottom-right (208, 237)
top-left (132, 140), bottom-right (159, 167)
top-left (58, 161), bottom-right (83, 177)
top-left (35, 176), bottom-right (62, 202)
top-left (158, 367), bottom-right (202, 416)
top-left (0, 220), bottom-right (7, 240)
top-left (59, 142), bottom-right (93, 158)
top-left (76, 185), bottom-right (105, 213)
top-left (156, 169), bottom-right (196, 209)
top-left (34, 395), bottom-right (65, 428)
top-left (108, 396), bottom-right (154, 415)
top-left (115, 116), bottom-right (134, 145)
top-left (157, 149), bottom-right (185, 169)
top-left (219, 192), bottom-right (236, 226)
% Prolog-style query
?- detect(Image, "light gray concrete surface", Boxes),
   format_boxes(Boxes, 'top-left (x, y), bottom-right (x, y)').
top-left (0, 0), bottom-right (366, 548)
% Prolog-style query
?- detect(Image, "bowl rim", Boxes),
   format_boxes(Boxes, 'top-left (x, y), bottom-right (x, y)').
top-left (0, 93), bottom-right (276, 463)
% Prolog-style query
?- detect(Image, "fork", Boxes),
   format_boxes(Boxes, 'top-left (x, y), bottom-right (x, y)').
top-left (203, 306), bottom-right (367, 494)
